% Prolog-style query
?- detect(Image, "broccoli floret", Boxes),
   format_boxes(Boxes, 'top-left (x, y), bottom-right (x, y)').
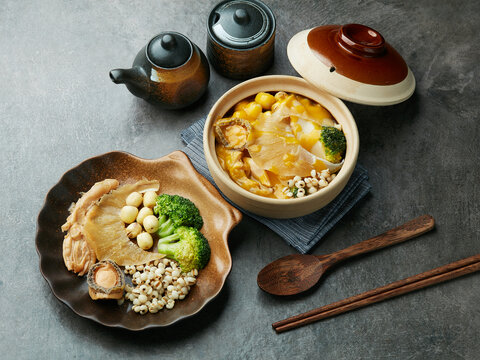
top-left (319, 126), bottom-right (346, 163)
top-left (154, 194), bottom-right (203, 238)
top-left (157, 226), bottom-right (211, 272)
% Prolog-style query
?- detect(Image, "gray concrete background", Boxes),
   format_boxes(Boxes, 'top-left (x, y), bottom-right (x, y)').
top-left (1, 0), bottom-right (479, 359)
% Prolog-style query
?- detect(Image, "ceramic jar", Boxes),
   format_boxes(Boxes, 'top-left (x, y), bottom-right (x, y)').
top-left (207, 0), bottom-right (275, 80)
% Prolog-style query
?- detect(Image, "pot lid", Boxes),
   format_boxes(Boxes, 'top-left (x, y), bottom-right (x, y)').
top-left (287, 24), bottom-right (415, 105)
top-left (147, 32), bottom-right (192, 69)
top-left (208, 0), bottom-right (275, 49)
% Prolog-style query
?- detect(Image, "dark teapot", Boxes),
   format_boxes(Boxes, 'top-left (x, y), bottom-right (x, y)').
top-left (110, 32), bottom-right (210, 109)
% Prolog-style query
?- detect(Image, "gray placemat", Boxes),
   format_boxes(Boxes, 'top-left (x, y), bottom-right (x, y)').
top-left (181, 118), bottom-right (371, 253)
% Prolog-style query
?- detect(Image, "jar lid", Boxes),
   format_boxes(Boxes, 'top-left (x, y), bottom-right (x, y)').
top-left (287, 24), bottom-right (415, 105)
top-left (208, 0), bottom-right (275, 49)
top-left (147, 32), bottom-right (193, 68)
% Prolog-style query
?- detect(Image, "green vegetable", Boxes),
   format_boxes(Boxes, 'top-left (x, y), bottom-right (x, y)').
top-left (153, 194), bottom-right (203, 238)
top-left (157, 226), bottom-right (211, 272)
top-left (319, 126), bottom-right (346, 164)
top-left (292, 187), bottom-right (299, 198)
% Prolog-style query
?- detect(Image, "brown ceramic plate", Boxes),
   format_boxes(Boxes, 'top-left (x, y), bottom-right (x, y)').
top-left (36, 151), bottom-right (242, 330)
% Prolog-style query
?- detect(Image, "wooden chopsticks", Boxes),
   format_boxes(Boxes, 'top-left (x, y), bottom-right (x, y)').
top-left (273, 254), bottom-right (480, 333)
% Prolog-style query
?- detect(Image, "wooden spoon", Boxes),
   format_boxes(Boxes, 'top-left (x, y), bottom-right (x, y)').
top-left (257, 215), bottom-right (435, 296)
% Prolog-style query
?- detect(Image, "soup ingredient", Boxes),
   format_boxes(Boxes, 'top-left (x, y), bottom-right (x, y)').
top-left (120, 205), bottom-right (139, 224)
top-left (157, 226), bottom-right (211, 272)
top-left (255, 92), bottom-right (276, 110)
top-left (126, 192), bottom-right (143, 207)
top-left (244, 157), bottom-right (271, 186)
top-left (214, 118), bottom-right (251, 150)
top-left (275, 91), bottom-right (288, 101)
top-left (83, 180), bottom-right (164, 266)
top-left (87, 260), bottom-right (125, 300)
top-left (154, 194), bottom-right (203, 238)
top-left (215, 91), bottom-right (347, 199)
top-left (283, 169), bottom-right (336, 198)
top-left (143, 215), bottom-right (159, 233)
top-left (136, 207), bottom-right (153, 225)
top-left (272, 94), bottom-right (335, 128)
top-left (123, 259), bottom-right (198, 314)
top-left (137, 232), bottom-right (153, 250)
top-left (215, 145), bottom-right (274, 197)
top-left (62, 179), bottom-right (119, 276)
top-left (319, 126), bottom-right (347, 164)
top-left (247, 111), bottom-right (340, 177)
top-left (143, 191), bottom-right (157, 208)
top-left (126, 222), bottom-right (142, 238)
top-left (244, 101), bottom-right (263, 119)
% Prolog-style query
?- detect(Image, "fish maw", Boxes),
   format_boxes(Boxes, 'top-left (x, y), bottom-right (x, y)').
top-left (83, 180), bottom-right (164, 266)
top-left (247, 113), bottom-right (318, 176)
top-left (62, 179), bottom-right (119, 276)
top-left (247, 112), bottom-right (343, 176)
top-left (273, 99), bottom-right (335, 128)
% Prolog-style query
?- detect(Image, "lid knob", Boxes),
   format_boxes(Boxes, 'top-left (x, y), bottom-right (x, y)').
top-left (147, 32), bottom-right (193, 68)
top-left (233, 8), bottom-right (250, 24)
top-left (337, 24), bottom-right (385, 57)
top-left (161, 34), bottom-right (177, 50)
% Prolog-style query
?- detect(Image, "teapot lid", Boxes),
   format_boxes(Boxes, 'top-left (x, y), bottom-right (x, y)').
top-left (208, 0), bottom-right (275, 49)
top-left (287, 24), bottom-right (415, 105)
top-left (147, 32), bottom-right (192, 69)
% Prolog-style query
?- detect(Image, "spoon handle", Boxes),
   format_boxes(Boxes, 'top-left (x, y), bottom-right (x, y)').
top-left (321, 215), bottom-right (435, 267)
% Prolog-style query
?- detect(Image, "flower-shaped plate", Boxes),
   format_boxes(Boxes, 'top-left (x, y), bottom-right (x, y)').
top-left (36, 151), bottom-right (242, 330)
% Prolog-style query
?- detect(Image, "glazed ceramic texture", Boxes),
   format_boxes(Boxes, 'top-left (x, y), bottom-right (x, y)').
top-left (203, 75), bottom-right (359, 218)
top-left (288, 27), bottom-right (415, 106)
top-left (36, 151), bottom-right (241, 330)
top-left (206, 0), bottom-right (276, 80)
top-left (110, 33), bottom-right (210, 109)
top-left (207, 32), bottom-right (275, 80)
top-left (307, 24), bottom-right (408, 85)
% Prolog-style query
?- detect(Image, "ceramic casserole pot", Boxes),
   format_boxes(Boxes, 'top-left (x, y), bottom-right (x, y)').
top-left (203, 24), bottom-right (415, 218)
top-left (204, 75), bottom-right (359, 218)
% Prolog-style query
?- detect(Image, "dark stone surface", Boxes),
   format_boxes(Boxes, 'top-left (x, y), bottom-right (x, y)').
top-left (1, 0), bottom-right (479, 359)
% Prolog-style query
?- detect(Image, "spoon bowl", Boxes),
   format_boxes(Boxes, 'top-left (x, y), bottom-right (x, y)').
top-left (257, 215), bottom-right (435, 296)
top-left (258, 255), bottom-right (324, 296)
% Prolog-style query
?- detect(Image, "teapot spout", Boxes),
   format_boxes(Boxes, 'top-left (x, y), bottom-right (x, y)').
top-left (109, 68), bottom-right (129, 84)
top-left (109, 67), bottom-right (149, 99)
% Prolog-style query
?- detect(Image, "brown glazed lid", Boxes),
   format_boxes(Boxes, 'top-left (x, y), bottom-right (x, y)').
top-left (287, 24), bottom-right (415, 105)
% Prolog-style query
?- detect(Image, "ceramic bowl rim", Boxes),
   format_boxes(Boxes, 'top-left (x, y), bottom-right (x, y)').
top-left (203, 74), bottom-right (359, 207)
